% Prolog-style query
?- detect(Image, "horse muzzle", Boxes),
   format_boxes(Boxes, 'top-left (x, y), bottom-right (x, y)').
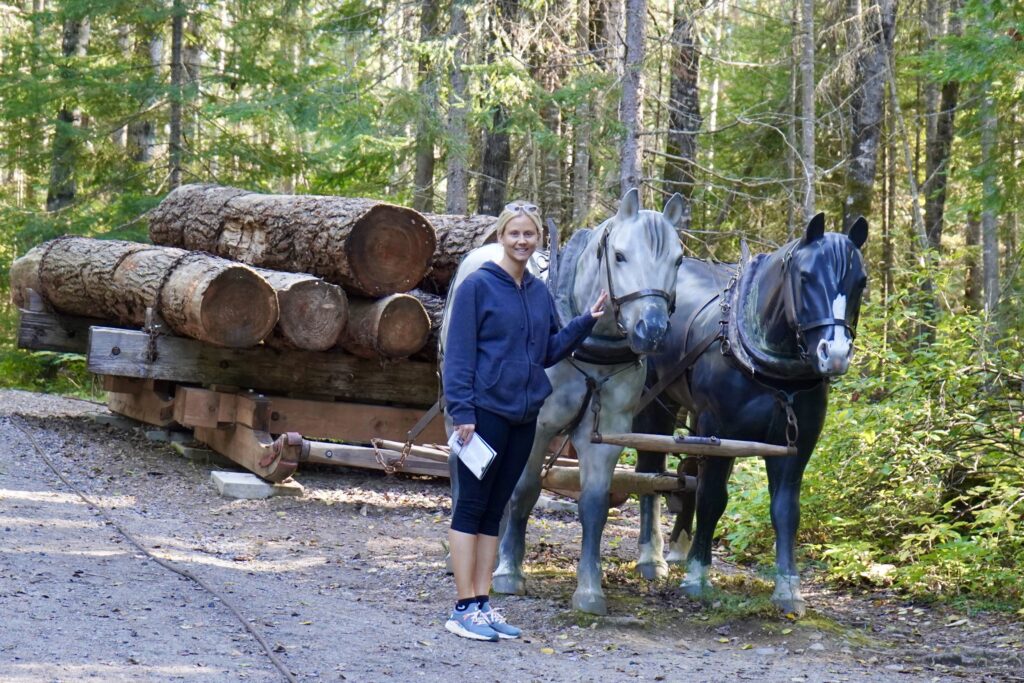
top-left (627, 307), bottom-right (670, 354)
top-left (815, 335), bottom-right (853, 376)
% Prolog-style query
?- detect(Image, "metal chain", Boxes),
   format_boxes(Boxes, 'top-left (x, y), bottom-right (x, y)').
top-left (776, 390), bottom-right (800, 450)
top-left (370, 438), bottom-right (410, 475)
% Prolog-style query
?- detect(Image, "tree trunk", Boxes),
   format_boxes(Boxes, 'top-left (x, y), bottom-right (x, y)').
top-left (619, 0), bottom-right (646, 195)
top-left (445, 0), bottom-right (470, 214)
top-left (127, 25), bottom-right (163, 163)
top-left (255, 269), bottom-right (348, 351)
top-left (183, 11), bottom-right (202, 155)
top-left (46, 14), bottom-right (90, 213)
top-left (799, 0), bottom-right (816, 218)
top-left (412, 0), bottom-right (440, 213)
top-left (980, 88), bottom-right (1000, 320)
top-left (148, 184), bottom-right (437, 297)
top-left (477, 0), bottom-right (519, 217)
top-left (842, 0), bottom-right (896, 230)
top-left (417, 212), bottom-right (499, 293)
top-left (964, 213), bottom-right (982, 310)
top-left (16, 238), bottom-right (278, 347)
top-left (539, 68), bottom-right (564, 223)
top-left (169, 0), bottom-right (184, 188)
top-left (571, 0), bottom-right (592, 228)
top-left (663, 0), bottom-right (701, 234)
top-left (408, 288), bottom-right (445, 361)
top-left (923, 0), bottom-right (962, 249)
top-left (340, 294), bottom-right (431, 360)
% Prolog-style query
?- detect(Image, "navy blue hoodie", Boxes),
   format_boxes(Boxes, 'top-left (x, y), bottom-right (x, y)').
top-left (443, 262), bottom-right (597, 426)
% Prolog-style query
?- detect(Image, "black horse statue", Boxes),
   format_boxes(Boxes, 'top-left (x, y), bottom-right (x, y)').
top-left (632, 213), bottom-right (868, 616)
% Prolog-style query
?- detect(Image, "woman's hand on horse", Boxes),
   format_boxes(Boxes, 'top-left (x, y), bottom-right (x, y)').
top-left (590, 289), bottom-right (609, 318)
top-left (455, 423), bottom-right (475, 443)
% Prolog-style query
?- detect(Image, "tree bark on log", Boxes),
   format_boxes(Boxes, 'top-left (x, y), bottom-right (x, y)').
top-left (418, 212), bottom-right (498, 293)
top-left (18, 237), bottom-right (278, 347)
top-left (340, 294), bottom-right (431, 360)
top-left (254, 268), bottom-right (348, 351)
top-left (148, 184), bottom-right (436, 297)
top-left (408, 288), bottom-right (445, 361)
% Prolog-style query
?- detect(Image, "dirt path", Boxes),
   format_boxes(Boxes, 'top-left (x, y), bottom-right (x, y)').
top-left (0, 389), bottom-right (1020, 682)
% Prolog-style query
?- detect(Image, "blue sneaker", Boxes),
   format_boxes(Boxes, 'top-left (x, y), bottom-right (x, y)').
top-left (445, 605), bottom-right (499, 642)
top-left (479, 602), bottom-right (521, 639)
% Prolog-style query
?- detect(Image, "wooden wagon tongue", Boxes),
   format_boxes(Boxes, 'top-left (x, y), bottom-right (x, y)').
top-left (593, 432), bottom-right (797, 458)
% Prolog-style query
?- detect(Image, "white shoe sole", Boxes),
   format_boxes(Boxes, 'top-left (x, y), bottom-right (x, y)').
top-left (492, 630), bottom-right (520, 640)
top-left (445, 619), bottom-right (498, 641)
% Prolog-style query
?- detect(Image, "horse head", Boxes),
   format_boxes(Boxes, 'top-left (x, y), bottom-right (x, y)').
top-left (781, 213), bottom-right (869, 376)
top-left (582, 189), bottom-right (686, 355)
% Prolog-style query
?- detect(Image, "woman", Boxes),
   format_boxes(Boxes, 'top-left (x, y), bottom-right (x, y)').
top-left (442, 201), bottom-right (607, 641)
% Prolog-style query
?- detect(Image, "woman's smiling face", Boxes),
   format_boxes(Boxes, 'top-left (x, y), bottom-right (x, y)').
top-left (498, 214), bottom-right (540, 265)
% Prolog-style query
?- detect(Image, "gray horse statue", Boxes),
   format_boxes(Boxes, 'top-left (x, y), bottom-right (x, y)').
top-left (633, 213), bottom-right (869, 615)
top-left (441, 189), bottom-right (686, 615)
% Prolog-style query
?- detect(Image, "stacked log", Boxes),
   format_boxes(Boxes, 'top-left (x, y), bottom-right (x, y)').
top-left (255, 268), bottom-right (348, 351)
top-left (10, 238), bottom-right (279, 348)
top-left (148, 184), bottom-right (437, 297)
top-left (408, 289), bottom-right (445, 362)
top-left (418, 212), bottom-right (498, 294)
top-left (340, 294), bottom-right (431, 360)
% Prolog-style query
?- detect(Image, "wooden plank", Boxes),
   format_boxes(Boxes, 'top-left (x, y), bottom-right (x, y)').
top-left (193, 425), bottom-right (300, 482)
top-left (106, 379), bottom-right (177, 427)
top-left (302, 441), bottom-right (450, 477)
top-left (102, 375), bottom-right (147, 394)
top-left (171, 387), bottom-right (446, 443)
top-left (17, 308), bottom-right (110, 354)
top-left (594, 433), bottom-right (796, 458)
top-left (87, 326), bottom-right (439, 408)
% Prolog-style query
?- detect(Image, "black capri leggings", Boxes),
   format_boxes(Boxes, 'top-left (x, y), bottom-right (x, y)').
top-left (450, 407), bottom-right (537, 537)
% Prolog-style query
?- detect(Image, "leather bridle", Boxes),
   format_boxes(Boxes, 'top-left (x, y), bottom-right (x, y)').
top-left (596, 227), bottom-right (676, 338)
top-left (779, 245), bottom-right (857, 359)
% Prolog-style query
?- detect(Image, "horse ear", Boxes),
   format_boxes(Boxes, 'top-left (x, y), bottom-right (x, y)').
top-left (847, 216), bottom-right (868, 249)
top-left (739, 239), bottom-right (751, 265)
top-left (617, 188), bottom-right (640, 220)
top-left (802, 212), bottom-right (825, 245)
top-left (662, 193), bottom-right (685, 228)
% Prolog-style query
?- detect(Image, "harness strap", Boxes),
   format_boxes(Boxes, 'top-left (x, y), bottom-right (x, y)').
top-left (634, 322), bottom-right (724, 415)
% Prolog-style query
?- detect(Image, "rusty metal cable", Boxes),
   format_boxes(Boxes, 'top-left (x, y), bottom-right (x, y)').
top-left (11, 417), bottom-right (299, 683)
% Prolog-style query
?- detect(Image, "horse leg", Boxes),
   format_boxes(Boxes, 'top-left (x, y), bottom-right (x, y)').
top-left (492, 423), bottom-right (560, 595)
top-left (666, 456), bottom-right (699, 563)
top-left (680, 455), bottom-right (734, 598)
top-left (633, 403), bottom-right (675, 580)
top-left (765, 451), bottom-right (811, 616)
top-left (572, 441), bottom-right (622, 615)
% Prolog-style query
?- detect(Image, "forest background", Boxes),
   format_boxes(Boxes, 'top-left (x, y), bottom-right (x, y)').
top-left (0, 0), bottom-right (1021, 610)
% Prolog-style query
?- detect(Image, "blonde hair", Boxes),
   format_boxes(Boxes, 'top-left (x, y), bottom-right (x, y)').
top-left (495, 201), bottom-right (544, 238)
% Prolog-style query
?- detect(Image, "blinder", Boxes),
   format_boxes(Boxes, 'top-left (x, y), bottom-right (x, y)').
top-left (597, 227), bottom-right (677, 337)
top-left (780, 246), bottom-right (857, 359)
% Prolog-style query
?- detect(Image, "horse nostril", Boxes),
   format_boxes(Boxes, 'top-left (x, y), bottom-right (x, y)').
top-left (817, 339), bottom-right (829, 363)
top-left (635, 319), bottom-right (648, 339)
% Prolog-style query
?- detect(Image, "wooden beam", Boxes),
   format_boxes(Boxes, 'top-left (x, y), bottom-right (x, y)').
top-left (87, 326), bottom-right (439, 407)
top-left (193, 425), bottom-right (300, 482)
top-left (106, 379), bottom-right (177, 427)
top-left (17, 308), bottom-right (108, 354)
top-left (171, 387), bottom-right (447, 443)
top-left (594, 433), bottom-right (796, 458)
top-left (301, 440), bottom-right (450, 477)
top-left (540, 466), bottom-right (696, 495)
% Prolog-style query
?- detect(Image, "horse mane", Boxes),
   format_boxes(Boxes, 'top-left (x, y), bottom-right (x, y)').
top-left (552, 228), bottom-right (593, 326)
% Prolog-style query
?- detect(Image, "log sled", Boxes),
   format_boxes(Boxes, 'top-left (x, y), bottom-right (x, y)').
top-left (10, 184), bottom-right (787, 492)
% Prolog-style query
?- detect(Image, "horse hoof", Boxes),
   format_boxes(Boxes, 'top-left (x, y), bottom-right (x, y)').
top-left (771, 574), bottom-right (806, 617)
top-left (773, 597), bottom-right (807, 617)
top-left (636, 561), bottom-right (668, 580)
top-left (666, 535), bottom-right (691, 564)
top-left (492, 572), bottom-right (526, 595)
top-left (571, 589), bottom-right (608, 616)
top-left (679, 578), bottom-right (709, 599)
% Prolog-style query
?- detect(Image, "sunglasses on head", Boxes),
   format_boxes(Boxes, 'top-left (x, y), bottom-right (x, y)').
top-left (504, 201), bottom-right (539, 214)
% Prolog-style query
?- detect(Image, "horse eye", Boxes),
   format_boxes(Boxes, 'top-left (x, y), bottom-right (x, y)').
top-left (615, 252), bottom-right (627, 263)
top-left (857, 276), bottom-right (867, 289)
top-left (675, 256), bottom-right (684, 267)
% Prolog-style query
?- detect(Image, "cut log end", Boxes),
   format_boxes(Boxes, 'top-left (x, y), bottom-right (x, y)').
top-left (348, 205), bottom-right (436, 296)
top-left (377, 296), bottom-right (431, 358)
top-left (200, 268), bottom-right (279, 347)
top-left (276, 280), bottom-right (349, 351)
